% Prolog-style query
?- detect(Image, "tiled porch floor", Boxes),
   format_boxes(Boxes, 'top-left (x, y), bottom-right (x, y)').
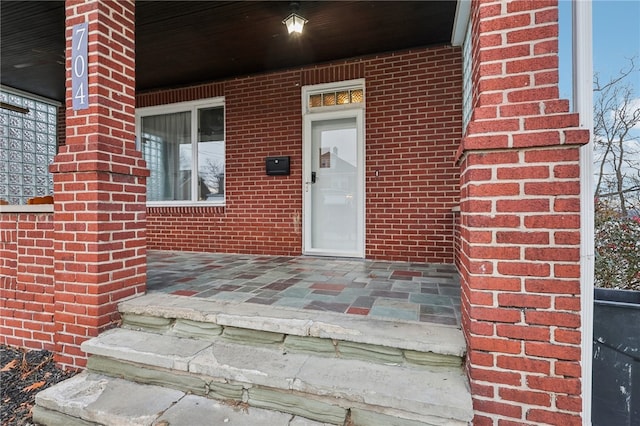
top-left (147, 250), bottom-right (462, 326)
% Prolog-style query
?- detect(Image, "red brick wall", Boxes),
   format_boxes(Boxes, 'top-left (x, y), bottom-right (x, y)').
top-left (143, 46), bottom-right (463, 263)
top-left (47, 0), bottom-right (147, 369)
top-left (0, 212), bottom-right (56, 351)
top-left (459, 146), bottom-right (585, 425)
top-left (459, 1), bottom-right (589, 424)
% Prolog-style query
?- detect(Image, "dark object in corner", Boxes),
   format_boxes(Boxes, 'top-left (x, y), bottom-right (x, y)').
top-left (592, 288), bottom-right (640, 425)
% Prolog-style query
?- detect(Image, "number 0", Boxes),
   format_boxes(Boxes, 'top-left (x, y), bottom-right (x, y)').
top-left (73, 55), bottom-right (85, 78)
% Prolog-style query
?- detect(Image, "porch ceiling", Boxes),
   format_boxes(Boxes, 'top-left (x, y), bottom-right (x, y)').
top-left (1, 1), bottom-right (457, 103)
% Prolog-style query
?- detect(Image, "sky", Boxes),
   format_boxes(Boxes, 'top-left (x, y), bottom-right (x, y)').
top-left (557, 0), bottom-right (640, 208)
top-left (558, 0), bottom-right (640, 102)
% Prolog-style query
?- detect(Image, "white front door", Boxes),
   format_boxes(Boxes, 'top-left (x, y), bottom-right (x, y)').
top-left (303, 109), bottom-right (364, 257)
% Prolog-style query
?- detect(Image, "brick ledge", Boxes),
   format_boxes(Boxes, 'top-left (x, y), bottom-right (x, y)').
top-left (0, 205), bottom-right (54, 214)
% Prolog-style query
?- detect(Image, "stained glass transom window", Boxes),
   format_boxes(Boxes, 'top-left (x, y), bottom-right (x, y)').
top-left (1, 89), bottom-right (58, 205)
top-left (309, 88), bottom-right (364, 110)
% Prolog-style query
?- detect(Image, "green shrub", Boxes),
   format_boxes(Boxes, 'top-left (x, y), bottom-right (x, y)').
top-left (594, 200), bottom-right (640, 290)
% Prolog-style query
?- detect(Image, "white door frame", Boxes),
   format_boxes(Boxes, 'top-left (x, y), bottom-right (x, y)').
top-left (301, 86), bottom-right (365, 258)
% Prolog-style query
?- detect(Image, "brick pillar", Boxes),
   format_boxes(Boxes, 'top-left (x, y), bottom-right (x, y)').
top-left (49, 0), bottom-right (147, 369)
top-left (459, 1), bottom-right (589, 424)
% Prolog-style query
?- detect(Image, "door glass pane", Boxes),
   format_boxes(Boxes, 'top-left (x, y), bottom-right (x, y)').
top-left (310, 117), bottom-right (358, 252)
top-left (141, 111), bottom-right (191, 201)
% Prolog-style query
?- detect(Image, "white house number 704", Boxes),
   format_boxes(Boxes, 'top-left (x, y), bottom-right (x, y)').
top-left (72, 23), bottom-right (89, 111)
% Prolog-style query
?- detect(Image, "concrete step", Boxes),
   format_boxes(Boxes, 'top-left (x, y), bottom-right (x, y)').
top-left (76, 327), bottom-right (472, 425)
top-left (34, 372), bottom-right (332, 426)
top-left (35, 293), bottom-right (472, 425)
top-left (118, 293), bottom-right (466, 368)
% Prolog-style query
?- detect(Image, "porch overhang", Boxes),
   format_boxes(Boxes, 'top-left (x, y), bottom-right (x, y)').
top-left (1, 0), bottom-right (460, 103)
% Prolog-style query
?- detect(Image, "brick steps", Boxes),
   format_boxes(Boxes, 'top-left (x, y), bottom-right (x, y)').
top-left (34, 294), bottom-right (473, 425)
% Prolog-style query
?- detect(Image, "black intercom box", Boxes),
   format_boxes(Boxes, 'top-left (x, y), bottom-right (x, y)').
top-left (265, 156), bottom-right (290, 175)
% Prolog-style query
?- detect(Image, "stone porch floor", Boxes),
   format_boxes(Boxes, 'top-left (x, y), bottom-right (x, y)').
top-left (146, 250), bottom-right (462, 326)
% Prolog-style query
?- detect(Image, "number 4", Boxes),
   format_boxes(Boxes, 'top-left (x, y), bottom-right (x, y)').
top-left (74, 83), bottom-right (86, 106)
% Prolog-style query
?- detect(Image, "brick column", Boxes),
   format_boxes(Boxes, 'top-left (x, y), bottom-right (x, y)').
top-left (49, 0), bottom-right (147, 369)
top-left (459, 1), bottom-right (589, 424)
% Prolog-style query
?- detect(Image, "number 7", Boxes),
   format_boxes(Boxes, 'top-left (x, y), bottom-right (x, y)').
top-left (75, 27), bottom-right (86, 51)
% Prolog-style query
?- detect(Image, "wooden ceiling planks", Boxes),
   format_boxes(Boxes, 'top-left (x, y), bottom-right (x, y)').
top-left (1, 1), bottom-right (456, 102)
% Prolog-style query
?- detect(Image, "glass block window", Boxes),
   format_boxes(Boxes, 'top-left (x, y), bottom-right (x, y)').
top-left (308, 88), bottom-right (364, 110)
top-left (462, 21), bottom-right (473, 132)
top-left (310, 94), bottom-right (322, 108)
top-left (1, 88), bottom-right (58, 205)
top-left (323, 92), bottom-right (336, 106)
top-left (141, 132), bottom-right (165, 202)
top-left (350, 89), bottom-right (363, 103)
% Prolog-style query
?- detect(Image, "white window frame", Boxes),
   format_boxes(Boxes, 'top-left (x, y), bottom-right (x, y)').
top-left (461, 20), bottom-right (473, 133)
top-left (573, 2), bottom-right (594, 423)
top-left (451, 0), bottom-right (472, 133)
top-left (135, 97), bottom-right (225, 206)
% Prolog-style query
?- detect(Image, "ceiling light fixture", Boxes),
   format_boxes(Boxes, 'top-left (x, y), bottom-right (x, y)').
top-left (283, 2), bottom-right (307, 35)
